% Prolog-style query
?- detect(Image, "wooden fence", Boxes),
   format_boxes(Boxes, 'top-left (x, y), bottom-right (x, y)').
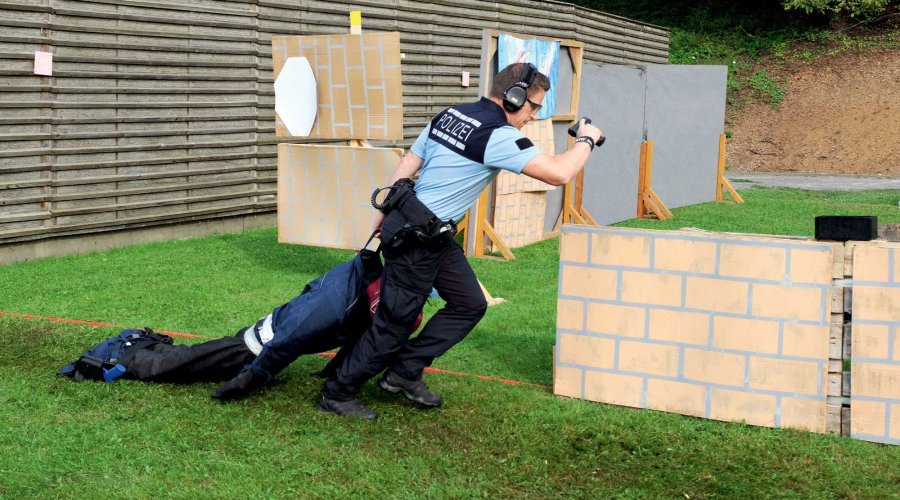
top-left (0, 0), bottom-right (668, 248)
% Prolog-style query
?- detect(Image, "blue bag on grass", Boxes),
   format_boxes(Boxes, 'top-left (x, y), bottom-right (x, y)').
top-left (59, 327), bottom-right (172, 382)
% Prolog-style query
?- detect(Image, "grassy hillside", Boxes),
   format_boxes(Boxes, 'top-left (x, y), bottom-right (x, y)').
top-left (579, 0), bottom-right (899, 114)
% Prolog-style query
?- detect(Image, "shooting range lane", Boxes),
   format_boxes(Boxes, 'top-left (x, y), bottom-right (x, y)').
top-left (0, 309), bottom-right (552, 391)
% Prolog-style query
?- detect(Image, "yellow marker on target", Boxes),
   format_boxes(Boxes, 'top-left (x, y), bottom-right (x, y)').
top-left (350, 11), bottom-right (362, 34)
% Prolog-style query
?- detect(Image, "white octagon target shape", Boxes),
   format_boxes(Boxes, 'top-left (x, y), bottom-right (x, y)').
top-left (274, 57), bottom-right (317, 137)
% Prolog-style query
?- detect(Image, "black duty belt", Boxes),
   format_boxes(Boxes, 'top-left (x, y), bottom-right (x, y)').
top-left (371, 178), bottom-right (457, 249)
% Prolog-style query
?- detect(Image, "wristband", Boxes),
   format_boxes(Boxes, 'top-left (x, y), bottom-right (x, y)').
top-left (574, 136), bottom-right (594, 151)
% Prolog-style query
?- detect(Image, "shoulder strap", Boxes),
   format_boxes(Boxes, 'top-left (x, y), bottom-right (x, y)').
top-left (108, 337), bottom-right (132, 364)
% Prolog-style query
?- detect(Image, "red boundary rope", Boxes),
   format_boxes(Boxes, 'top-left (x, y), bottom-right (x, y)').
top-left (0, 310), bottom-right (552, 391)
top-left (0, 311), bottom-right (203, 339)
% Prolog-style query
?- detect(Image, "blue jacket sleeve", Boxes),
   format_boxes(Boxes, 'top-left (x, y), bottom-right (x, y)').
top-left (248, 257), bottom-right (368, 377)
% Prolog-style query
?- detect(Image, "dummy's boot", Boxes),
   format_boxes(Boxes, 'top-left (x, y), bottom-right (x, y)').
top-left (378, 370), bottom-right (443, 408)
top-left (316, 395), bottom-right (378, 421)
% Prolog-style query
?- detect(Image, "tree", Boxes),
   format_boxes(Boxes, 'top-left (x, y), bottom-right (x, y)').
top-left (781, 0), bottom-right (898, 19)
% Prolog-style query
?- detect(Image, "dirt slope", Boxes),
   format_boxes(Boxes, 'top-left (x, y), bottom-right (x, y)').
top-left (727, 48), bottom-right (899, 175)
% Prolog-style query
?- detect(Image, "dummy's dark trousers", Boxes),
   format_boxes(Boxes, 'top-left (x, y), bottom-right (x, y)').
top-left (119, 332), bottom-right (255, 384)
top-left (324, 210), bottom-right (488, 401)
top-left (121, 252), bottom-right (377, 384)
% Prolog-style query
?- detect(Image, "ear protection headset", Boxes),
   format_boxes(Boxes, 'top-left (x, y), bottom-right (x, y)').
top-left (502, 63), bottom-right (537, 113)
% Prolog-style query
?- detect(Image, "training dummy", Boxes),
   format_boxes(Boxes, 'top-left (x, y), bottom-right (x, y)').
top-left (59, 249), bottom-right (418, 399)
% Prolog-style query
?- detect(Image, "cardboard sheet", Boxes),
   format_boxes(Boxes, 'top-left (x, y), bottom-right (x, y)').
top-left (491, 191), bottom-right (547, 250)
top-left (277, 144), bottom-right (400, 249)
top-left (850, 242), bottom-right (900, 445)
top-left (272, 33), bottom-right (403, 140)
top-left (555, 226), bottom-right (837, 434)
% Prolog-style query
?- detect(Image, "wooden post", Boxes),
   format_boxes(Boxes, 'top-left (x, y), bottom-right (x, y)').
top-left (470, 185), bottom-right (516, 260)
top-left (561, 133), bottom-right (596, 226)
top-left (457, 213), bottom-right (468, 252)
top-left (716, 134), bottom-right (726, 202)
top-left (474, 189), bottom-right (488, 256)
top-left (636, 140), bottom-right (672, 220)
top-left (574, 172), bottom-right (597, 225)
top-left (636, 142), bottom-right (647, 217)
top-left (568, 44), bottom-right (595, 224)
top-left (716, 133), bottom-right (744, 204)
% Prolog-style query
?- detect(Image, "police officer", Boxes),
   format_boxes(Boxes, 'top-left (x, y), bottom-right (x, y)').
top-left (317, 62), bottom-right (604, 420)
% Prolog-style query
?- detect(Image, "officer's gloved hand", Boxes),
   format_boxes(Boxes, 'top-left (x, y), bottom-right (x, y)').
top-left (211, 365), bottom-right (270, 400)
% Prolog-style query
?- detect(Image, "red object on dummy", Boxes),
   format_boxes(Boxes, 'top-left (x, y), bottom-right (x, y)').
top-left (367, 277), bottom-right (424, 331)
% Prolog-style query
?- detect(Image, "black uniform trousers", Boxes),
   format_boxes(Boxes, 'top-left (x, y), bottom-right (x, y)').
top-left (323, 211), bottom-right (488, 401)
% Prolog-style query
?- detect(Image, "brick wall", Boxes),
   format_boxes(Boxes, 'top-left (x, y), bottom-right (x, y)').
top-left (555, 226), bottom-right (841, 433)
top-left (276, 144), bottom-right (400, 249)
top-left (849, 242), bottom-right (900, 445)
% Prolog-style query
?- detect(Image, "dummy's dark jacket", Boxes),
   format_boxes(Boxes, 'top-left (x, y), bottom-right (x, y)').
top-left (249, 249), bottom-right (381, 379)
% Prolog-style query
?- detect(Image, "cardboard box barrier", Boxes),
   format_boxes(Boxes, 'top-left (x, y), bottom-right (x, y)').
top-left (849, 241), bottom-right (900, 445)
top-left (492, 191), bottom-right (547, 250)
top-left (555, 225), bottom-right (840, 433)
top-left (277, 144), bottom-right (399, 249)
top-left (272, 32), bottom-right (403, 140)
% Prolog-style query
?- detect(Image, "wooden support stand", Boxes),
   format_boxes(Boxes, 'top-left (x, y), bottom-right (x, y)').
top-left (466, 187), bottom-right (516, 260)
top-left (716, 133), bottom-right (744, 204)
top-left (636, 140), bottom-right (672, 220)
top-left (478, 279), bottom-right (506, 306)
top-left (561, 175), bottom-right (598, 225)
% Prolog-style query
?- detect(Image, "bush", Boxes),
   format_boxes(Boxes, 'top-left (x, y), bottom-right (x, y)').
top-left (781, 0), bottom-right (898, 19)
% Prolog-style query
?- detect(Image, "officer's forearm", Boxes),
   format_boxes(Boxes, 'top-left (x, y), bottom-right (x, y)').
top-left (388, 152), bottom-right (424, 184)
top-left (554, 142), bottom-right (593, 182)
top-left (522, 143), bottom-right (593, 186)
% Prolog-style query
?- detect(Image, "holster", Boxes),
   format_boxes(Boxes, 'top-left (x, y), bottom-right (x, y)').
top-left (372, 179), bottom-right (456, 251)
top-left (358, 248), bottom-right (384, 285)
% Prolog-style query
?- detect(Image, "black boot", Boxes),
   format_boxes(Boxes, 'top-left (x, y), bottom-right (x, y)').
top-left (315, 395), bottom-right (378, 421)
top-left (378, 370), bottom-right (443, 408)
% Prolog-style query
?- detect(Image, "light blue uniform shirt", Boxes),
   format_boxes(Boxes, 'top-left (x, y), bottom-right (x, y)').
top-left (410, 123), bottom-right (540, 222)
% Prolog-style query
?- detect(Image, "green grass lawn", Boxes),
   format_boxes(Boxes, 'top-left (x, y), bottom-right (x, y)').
top-left (1, 187), bottom-right (898, 497)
